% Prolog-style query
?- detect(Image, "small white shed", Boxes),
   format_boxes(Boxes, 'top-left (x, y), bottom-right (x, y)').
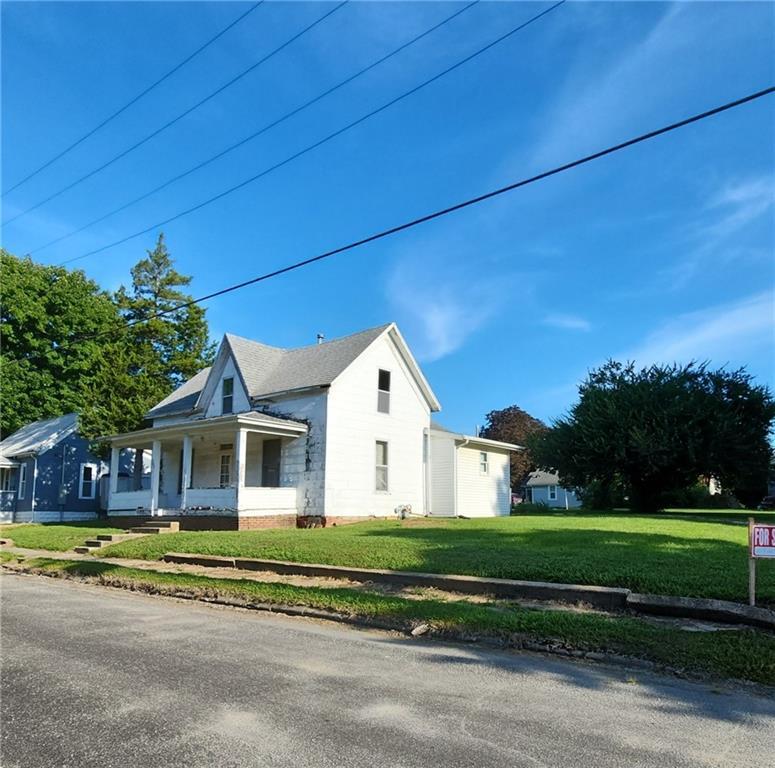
top-left (427, 423), bottom-right (519, 517)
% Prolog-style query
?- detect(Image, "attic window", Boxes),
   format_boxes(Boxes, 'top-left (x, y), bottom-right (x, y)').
top-left (222, 377), bottom-right (234, 415)
top-left (377, 369), bottom-right (391, 414)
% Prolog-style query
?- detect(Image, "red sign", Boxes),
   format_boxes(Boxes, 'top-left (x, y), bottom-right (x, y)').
top-left (750, 524), bottom-right (775, 558)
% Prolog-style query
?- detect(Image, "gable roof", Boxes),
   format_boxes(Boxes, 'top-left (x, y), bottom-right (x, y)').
top-left (0, 413), bottom-right (79, 458)
top-left (526, 470), bottom-right (560, 487)
top-left (147, 323), bottom-right (408, 419)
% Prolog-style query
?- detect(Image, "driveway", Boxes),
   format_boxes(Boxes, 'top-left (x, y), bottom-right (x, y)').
top-left (1, 572), bottom-right (772, 767)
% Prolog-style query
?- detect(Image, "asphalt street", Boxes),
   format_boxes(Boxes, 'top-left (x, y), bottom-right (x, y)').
top-left (1, 572), bottom-right (772, 767)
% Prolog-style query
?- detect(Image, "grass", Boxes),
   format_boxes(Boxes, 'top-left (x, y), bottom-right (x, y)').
top-left (0, 521), bottom-right (124, 551)
top-left (95, 515), bottom-right (775, 605)
top-left (18, 557), bottom-right (775, 686)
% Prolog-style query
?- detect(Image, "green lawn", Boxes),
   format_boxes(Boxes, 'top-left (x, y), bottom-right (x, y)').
top-left (1, 521), bottom-right (124, 551)
top-left (20, 557), bottom-right (775, 685)
top-left (93, 515), bottom-right (775, 605)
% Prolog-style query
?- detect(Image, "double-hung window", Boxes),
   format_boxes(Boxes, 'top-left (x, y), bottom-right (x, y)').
top-left (0, 468), bottom-right (15, 492)
top-left (377, 370), bottom-right (391, 414)
top-left (548, 485), bottom-right (557, 501)
top-left (222, 377), bottom-right (234, 415)
top-left (17, 464), bottom-right (27, 499)
top-left (375, 441), bottom-right (389, 492)
top-left (79, 464), bottom-right (97, 499)
top-left (219, 453), bottom-right (232, 488)
top-left (479, 451), bottom-right (489, 474)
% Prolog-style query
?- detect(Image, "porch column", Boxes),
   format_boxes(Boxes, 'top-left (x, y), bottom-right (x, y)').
top-left (109, 446), bottom-right (119, 497)
top-left (234, 428), bottom-right (247, 510)
top-left (181, 435), bottom-right (192, 510)
top-left (150, 440), bottom-right (161, 514)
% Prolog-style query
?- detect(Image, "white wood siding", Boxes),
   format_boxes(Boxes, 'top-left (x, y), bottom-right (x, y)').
top-left (204, 356), bottom-right (250, 418)
top-left (429, 432), bottom-right (455, 516)
top-left (324, 333), bottom-right (431, 518)
top-left (456, 445), bottom-right (511, 517)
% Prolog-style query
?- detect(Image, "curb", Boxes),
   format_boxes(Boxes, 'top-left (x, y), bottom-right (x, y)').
top-left (161, 552), bottom-right (775, 631)
top-left (163, 552), bottom-right (630, 611)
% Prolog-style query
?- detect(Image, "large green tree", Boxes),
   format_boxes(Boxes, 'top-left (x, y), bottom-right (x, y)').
top-left (480, 405), bottom-right (547, 488)
top-left (532, 361), bottom-right (775, 512)
top-left (80, 234), bottom-right (215, 440)
top-left (0, 250), bottom-right (120, 436)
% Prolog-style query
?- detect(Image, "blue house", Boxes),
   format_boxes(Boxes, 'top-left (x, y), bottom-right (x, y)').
top-left (525, 470), bottom-right (582, 509)
top-left (0, 414), bottom-right (107, 523)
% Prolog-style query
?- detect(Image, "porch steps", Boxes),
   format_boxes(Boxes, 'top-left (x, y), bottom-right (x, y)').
top-left (72, 532), bottom-right (144, 555)
top-left (129, 520), bottom-right (180, 535)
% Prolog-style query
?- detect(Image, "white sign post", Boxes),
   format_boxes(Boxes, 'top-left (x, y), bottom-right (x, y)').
top-left (748, 518), bottom-right (775, 607)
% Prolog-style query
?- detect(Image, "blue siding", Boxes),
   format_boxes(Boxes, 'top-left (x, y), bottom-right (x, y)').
top-left (529, 485), bottom-right (582, 509)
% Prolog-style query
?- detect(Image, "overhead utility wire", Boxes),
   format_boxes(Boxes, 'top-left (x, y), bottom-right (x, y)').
top-left (59, 0), bottom-right (566, 267)
top-left (31, 0), bottom-right (481, 255)
top-left (1, 2), bottom-right (265, 197)
top-left (65, 85), bottom-right (775, 350)
top-left (3, 1), bottom-right (348, 226)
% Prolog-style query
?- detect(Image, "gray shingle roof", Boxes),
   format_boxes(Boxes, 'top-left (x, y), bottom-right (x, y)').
top-left (0, 413), bottom-right (78, 457)
top-left (526, 470), bottom-right (560, 487)
top-left (146, 367), bottom-right (212, 418)
top-left (147, 324), bottom-right (391, 418)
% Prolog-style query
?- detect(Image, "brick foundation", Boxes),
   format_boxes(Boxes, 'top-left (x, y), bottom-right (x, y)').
top-left (106, 513), bottom-right (390, 531)
top-left (237, 515), bottom-right (297, 530)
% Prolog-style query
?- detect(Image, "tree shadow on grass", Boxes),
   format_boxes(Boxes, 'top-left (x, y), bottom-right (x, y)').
top-left (356, 524), bottom-right (774, 604)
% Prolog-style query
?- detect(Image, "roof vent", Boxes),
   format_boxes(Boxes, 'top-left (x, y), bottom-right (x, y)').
top-left (316, 333), bottom-right (325, 345)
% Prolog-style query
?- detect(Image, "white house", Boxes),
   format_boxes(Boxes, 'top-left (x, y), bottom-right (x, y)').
top-left (105, 323), bottom-right (519, 529)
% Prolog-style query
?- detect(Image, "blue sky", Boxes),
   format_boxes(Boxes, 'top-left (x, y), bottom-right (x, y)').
top-left (2, 1), bottom-right (773, 431)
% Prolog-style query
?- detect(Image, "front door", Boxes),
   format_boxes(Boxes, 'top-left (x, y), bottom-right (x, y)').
top-left (261, 439), bottom-right (281, 487)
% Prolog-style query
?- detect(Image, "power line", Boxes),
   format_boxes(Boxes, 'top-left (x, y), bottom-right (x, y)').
top-left (58, 0), bottom-right (566, 267)
top-left (30, 1), bottom-right (482, 256)
top-left (3, 1), bottom-right (348, 226)
top-left (67, 85), bottom-right (775, 349)
top-left (1, 2), bottom-right (265, 198)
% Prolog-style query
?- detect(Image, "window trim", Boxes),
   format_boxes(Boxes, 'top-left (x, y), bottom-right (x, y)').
top-left (222, 376), bottom-right (234, 415)
top-left (17, 463), bottom-right (27, 500)
top-left (375, 440), bottom-right (389, 493)
top-left (548, 485), bottom-right (557, 501)
top-left (377, 369), bottom-right (391, 414)
top-left (219, 452), bottom-right (232, 488)
top-left (0, 467), bottom-right (15, 493)
top-left (479, 451), bottom-right (489, 475)
top-left (79, 463), bottom-right (98, 500)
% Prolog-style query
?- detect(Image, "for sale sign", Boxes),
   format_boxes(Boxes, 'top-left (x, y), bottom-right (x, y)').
top-left (750, 524), bottom-right (775, 558)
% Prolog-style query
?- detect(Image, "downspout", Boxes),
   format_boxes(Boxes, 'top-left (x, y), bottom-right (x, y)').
top-left (454, 438), bottom-right (470, 519)
top-left (30, 456), bottom-right (38, 523)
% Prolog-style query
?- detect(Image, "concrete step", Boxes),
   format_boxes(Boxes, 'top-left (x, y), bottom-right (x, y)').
top-left (129, 526), bottom-right (178, 535)
top-left (96, 534), bottom-right (123, 542)
top-left (84, 540), bottom-right (105, 548)
top-left (73, 546), bottom-right (97, 554)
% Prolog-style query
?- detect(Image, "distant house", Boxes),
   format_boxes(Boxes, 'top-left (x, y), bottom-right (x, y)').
top-left (428, 422), bottom-right (518, 518)
top-left (104, 323), bottom-right (520, 529)
top-left (0, 414), bottom-right (107, 523)
top-left (525, 470), bottom-right (582, 509)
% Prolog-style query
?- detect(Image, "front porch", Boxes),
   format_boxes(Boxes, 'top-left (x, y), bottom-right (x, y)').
top-left (107, 412), bottom-right (307, 523)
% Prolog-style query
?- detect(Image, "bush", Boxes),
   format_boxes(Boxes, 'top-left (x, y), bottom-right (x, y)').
top-left (662, 483), bottom-right (741, 510)
top-left (511, 501), bottom-right (551, 515)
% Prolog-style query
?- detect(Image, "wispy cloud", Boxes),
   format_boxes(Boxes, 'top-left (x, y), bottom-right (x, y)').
top-left (626, 290), bottom-right (774, 367)
top-left (385, 248), bottom-right (517, 362)
top-left (660, 174), bottom-right (774, 288)
top-left (542, 313), bottom-right (591, 332)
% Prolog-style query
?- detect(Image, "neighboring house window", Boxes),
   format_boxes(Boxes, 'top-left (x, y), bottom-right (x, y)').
top-left (375, 441), bottom-right (389, 492)
top-left (222, 377), bottom-right (234, 415)
top-left (219, 453), bottom-right (232, 488)
top-left (548, 485), bottom-right (557, 501)
top-left (79, 463), bottom-right (98, 499)
top-left (479, 451), bottom-right (489, 474)
top-left (18, 464), bottom-right (27, 500)
top-left (377, 369), bottom-right (391, 414)
top-left (0, 468), bottom-right (16, 492)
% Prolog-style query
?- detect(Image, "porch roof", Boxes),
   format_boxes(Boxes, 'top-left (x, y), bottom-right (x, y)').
top-left (106, 410), bottom-right (307, 446)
